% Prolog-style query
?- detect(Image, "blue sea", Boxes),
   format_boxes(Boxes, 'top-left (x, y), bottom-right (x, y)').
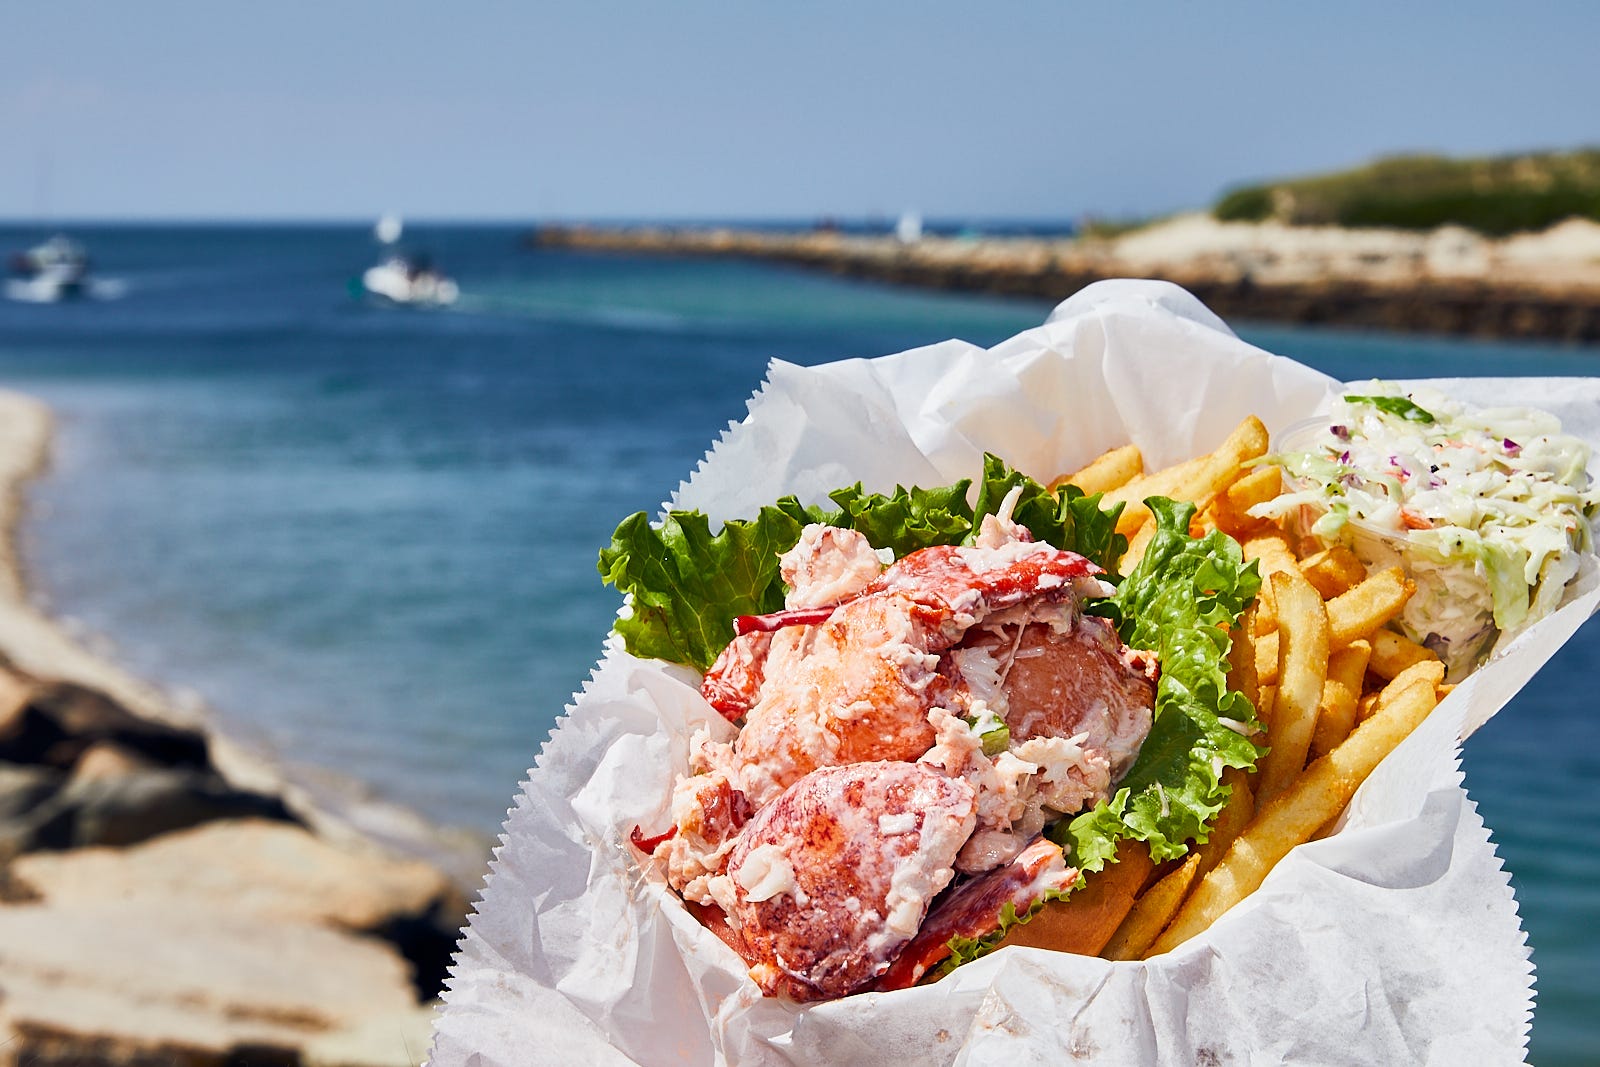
top-left (1, 224), bottom-right (1595, 1063)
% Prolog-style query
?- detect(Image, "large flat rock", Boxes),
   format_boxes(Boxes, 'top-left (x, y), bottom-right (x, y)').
top-left (13, 817), bottom-right (451, 931)
top-left (0, 901), bottom-right (420, 1063)
top-left (9, 766), bottom-right (296, 853)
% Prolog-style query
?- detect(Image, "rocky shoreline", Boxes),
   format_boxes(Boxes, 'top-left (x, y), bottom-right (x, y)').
top-left (0, 391), bottom-right (484, 1067)
top-left (527, 215), bottom-right (1600, 343)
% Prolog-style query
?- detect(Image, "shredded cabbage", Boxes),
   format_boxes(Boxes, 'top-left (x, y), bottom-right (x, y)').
top-left (1254, 381), bottom-right (1599, 674)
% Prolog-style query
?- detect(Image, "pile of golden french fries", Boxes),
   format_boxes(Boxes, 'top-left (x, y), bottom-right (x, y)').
top-left (1006, 416), bottom-right (1451, 962)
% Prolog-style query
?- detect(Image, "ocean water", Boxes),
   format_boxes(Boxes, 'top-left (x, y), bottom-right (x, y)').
top-left (0, 224), bottom-right (1595, 1063)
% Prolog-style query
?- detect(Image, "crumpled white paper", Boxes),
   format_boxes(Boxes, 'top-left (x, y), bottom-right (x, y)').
top-left (430, 280), bottom-right (1600, 1066)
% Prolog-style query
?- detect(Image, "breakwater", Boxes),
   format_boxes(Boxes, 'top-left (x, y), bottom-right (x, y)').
top-left (527, 225), bottom-right (1600, 344)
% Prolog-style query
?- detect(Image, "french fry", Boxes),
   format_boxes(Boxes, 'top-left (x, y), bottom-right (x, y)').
top-left (1226, 465), bottom-right (1283, 512)
top-left (1309, 639), bottom-right (1372, 760)
top-left (1052, 444), bottom-right (1143, 496)
top-left (1326, 567), bottom-right (1414, 649)
top-left (1101, 459), bottom-right (1208, 538)
top-left (1211, 466), bottom-right (1282, 537)
top-left (1102, 853), bottom-right (1202, 961)
top-left (1119, 523), bottom-right (1158, 573)
top-left (1367, 628), bottom-right (1439, 681)
top-left (1101, 416), bottom-right (1270, 538)
top-left (1226, 616), bottom-right (1261, 718)
top-left (1252, 578), bottom-right (1278, 637)
top-left (1254, 629), bottom-right (1280, 687)
top-left (1373, 659), bottom-right (1446, 714)
top-left (1256, 683), bottom-right (1278, 732)
top-left (999, 839), bottom-right (1153, 956)
top-left (1356, 690), bottom-right (1381, 723)
top-left (1255, 570), bottom-right (1331, 804)
top-left (1242, 532), bottom-right (1299, 580)
top-left (1205, 501), bottom-right (1243, 538)
top-left (1149, 679), bottom-right (1440, 956)
top-left (1298, 545), bottom-right (1369, 600)
top-left (1193, 767), bottom-right (1256, 879)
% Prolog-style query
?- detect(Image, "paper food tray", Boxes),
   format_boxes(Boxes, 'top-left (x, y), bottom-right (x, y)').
top-left (430, 279), bottom-right (1600, 1066)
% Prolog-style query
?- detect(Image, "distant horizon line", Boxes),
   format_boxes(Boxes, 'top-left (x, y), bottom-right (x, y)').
top-left (0, 213), bottom-right (1094, 228)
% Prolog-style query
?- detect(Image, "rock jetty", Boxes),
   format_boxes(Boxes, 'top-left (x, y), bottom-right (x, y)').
top-left (528, 215), bottom-right (1600, 343)
top-left (0, 391), bottom-right (481, 1067)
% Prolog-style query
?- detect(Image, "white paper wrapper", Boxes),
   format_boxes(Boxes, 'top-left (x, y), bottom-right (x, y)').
top-left (430, 280), bottom-right (1600, 1066)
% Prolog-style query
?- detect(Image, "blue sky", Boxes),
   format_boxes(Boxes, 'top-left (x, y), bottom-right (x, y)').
top-left (3, 2), bottom-right (1597, 221)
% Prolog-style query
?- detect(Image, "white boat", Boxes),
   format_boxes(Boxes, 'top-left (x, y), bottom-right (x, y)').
top-left (360, 253), bottom-right (459, 308)
top-left (6, 235), bottom-right (91, 302)
top-left (356, 215), bottom-right (458, 307)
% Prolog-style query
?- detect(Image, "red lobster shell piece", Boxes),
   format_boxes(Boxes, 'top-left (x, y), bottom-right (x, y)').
top-left (629, 823), bottom-right (676, 855)
top-left (724, 761), bottom-right (977, 1001)
top-left (874, 835), bottom-right (1076, 992)
top-left (701, 630), bottom-right (772, 723)
top-left (864, 541), bottom-right (1102, 623)
top-left (734, 606), bottom-right (837, 636)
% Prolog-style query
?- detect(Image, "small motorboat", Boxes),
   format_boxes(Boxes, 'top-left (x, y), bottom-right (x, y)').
top-left (360, 252), bottom-right (459, 308)
top-left (6, 234), bottom-right (92, 302)
top-left (354, 215), bottom-right (458, 308)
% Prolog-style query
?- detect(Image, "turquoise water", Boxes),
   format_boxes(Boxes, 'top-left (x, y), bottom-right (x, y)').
top-left (0, 225), bottom-right (1595, 1062)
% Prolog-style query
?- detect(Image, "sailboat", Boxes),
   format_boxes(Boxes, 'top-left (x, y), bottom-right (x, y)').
top-left (896, 209), bottom-right (924, 244)
top-left (357, 215), bottom-right (459, 308)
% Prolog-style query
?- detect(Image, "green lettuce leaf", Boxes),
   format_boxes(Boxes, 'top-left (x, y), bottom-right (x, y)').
top-left (816, 479), bottom-right (975, 559)
top-left (598, 456), bottom-right (1125, 669)
top-left (1059, 497), bottom-right (1263, 870)
top-left (598, 504), bottom-right (809, 671)
top-left (970, 453), bottom-right (1126, 571)
top-left (1345, 394), bottom-right (1436, 424)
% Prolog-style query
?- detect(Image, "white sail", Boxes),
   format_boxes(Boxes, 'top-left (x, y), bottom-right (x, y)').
top-left (375, 213), bottom-right (403, 245)
top-left (896, 209), bottom-right (923, 244)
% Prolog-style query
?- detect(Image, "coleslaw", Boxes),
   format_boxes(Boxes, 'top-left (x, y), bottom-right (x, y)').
top-left (1252, 382), bottom-right (1600, 677)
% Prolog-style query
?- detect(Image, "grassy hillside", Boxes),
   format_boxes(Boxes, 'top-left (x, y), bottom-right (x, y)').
top-left (1213, 149), bottom-right (1600, 236)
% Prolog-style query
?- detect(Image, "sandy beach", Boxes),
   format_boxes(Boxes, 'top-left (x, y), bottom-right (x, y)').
top-left (0, 394), bottom-right (178, 721)
top-left (0, 388), bottom-right (484, 1066)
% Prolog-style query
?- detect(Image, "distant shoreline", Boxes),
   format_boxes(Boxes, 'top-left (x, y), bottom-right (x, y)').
top-left (0, 389), bottom-right (489, 888)
top-left (528, 220), bottom-right (1600, 344)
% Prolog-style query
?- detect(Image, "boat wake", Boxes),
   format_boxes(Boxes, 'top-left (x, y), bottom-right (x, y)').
top-left (5, 276), bottom-right (128, 304)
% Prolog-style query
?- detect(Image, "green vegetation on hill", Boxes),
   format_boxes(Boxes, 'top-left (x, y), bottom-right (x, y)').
top-left (1077, 214), bottom-right (1158, 240)
top-left (1213, 149), bottom-right (1600, 236)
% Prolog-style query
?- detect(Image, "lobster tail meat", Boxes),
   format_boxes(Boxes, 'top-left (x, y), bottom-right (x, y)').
top-left (722, 761), bottom-right (977, 1001)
